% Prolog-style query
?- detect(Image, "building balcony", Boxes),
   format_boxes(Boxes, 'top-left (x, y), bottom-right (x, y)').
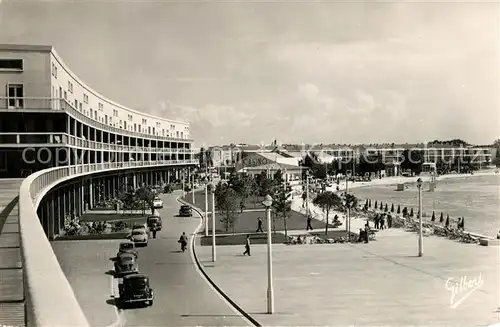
top-left (0, 132), bottom-right (194, 154)
top-left (0, 97), bottom-right (193, 142)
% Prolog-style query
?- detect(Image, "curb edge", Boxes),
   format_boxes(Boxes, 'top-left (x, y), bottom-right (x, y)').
top-left (177, 196), bottom-right (262, 327)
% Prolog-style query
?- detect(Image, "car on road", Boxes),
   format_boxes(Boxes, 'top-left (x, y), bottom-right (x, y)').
top-left (118, 274), bottom-right (154, 307)
top-left (147, 216), bottom-right (162, 231)
top-left (129, 229), bottom-right (149, 246)
top-left (132, 223), bottom-right (151, 237)
top-left (178, 205), bottom-right (193, 217)
top-left (117, 241), bottom-right (138, 259)
top-left (114, 253), bottom-right (139, 277)
top-left (153, 196), bottom-right (163, 209)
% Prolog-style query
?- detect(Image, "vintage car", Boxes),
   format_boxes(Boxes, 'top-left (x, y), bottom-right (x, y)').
top-left (130, 229), bottom-right (149, 246)
top-left (117, 241), bottom-right (138, 259)
top-left (178, 205), bottom-right (192, 217)
top-left (118, 274), bottom-right (154, 307)
top-left (153, 196), bottom-right (163, 209)
top-left (114, 253), bottom-right (139, 277)
top-left (147, 216), bottom-right (162, 231)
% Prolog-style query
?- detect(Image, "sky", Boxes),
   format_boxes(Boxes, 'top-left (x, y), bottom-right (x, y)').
top-left (0, 0), bottom-right (498, 147)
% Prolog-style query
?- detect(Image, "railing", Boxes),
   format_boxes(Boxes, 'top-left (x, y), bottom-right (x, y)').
top-left (18, 159), bottom-right (196, 327)
top-left (0, 132), bottom-right (195, 155)
top-left (0, 97), bottom-right (194, 142)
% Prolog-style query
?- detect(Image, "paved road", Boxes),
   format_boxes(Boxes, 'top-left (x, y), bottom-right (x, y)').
top-left (53, 191), bottom-right (249, 327)
top-left (122, 191), bottom-right (248, 326)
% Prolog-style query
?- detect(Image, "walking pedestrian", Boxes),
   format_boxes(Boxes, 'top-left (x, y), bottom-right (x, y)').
top-left (364, 223), bottom-right (370, 243)
top-left (380, 215), bottom-right (385, 230)
top-left (387, 214), bottom-right (392, 228)
top-left (256, 217), bottom-right (264, 233)
top-left (152, 228), bottom-right (157, 239)
top-left (306, 215), bottom-right (313, 230)
top-left (243, 235), bottom-right (251, 256)
top-left (374, 214), bottom-right (380, 229)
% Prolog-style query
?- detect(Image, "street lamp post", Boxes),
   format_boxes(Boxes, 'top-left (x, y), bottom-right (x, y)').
top-left (417, 178), bottom-right (423, 257)
top-left (182, 169), bottom-right (185, 198)
top-left (192, 170), bottom-right (196, 204)
top-left (345, 172), bottom-right (351, 241)
top-left (204, 181), bottom-right (209, 236)
top-left (262, 194), bottom-right (275, 314)
top-left (210, 182), bottom-right (216, 262)
top-left (305, 171), bottom-right (309, 215)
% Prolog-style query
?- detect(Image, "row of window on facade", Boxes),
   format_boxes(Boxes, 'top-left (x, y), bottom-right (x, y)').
top-left (50, 77), bottom-right (188, 138)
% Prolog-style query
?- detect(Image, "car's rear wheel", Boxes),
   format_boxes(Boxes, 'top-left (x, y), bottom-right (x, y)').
top-left (149, 300), bottom-right (153, 306)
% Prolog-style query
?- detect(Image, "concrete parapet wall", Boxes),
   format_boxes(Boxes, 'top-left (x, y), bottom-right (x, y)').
top-left (18, 161), bottom-right (195, 327)
top-left (19, 170), bottom-right (90, 327)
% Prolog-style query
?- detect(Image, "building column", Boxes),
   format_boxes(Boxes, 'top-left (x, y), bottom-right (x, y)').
top-left (47, 193), bottom-right (55, 240)
top-left (56, 188), bottom-right (62, 236)
top-left (72, 184), bottom-right (77, 217)
top-left (81, 181), bottom-right (85, 214)
top-left (107, 177), bottom-right (111, 199)
top-left (89, 179), bottom-right (93, 209)
top-left (133, 173), bottom-right (137, 189)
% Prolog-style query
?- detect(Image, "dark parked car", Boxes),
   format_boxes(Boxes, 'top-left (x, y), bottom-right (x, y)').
top-left (178, 205), bottom-right (192, 217)
top-left (118, 274), bottom-right (154, 307)
top-left (114, 253), bottom-right (139, 277)
top-left (147, 216), bottom-right (162, 231)
top-left (117, 241), bottom-right (138, 259)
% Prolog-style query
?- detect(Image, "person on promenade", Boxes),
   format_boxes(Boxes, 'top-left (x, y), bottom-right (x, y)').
top-left (374, 214), bottom-right (380, 229)
top-left (243, 235), bottom-right (251, 256)
top-left (364, 223), bottom-right (370, 243)
top-left (358, 228), bottom-right (365, 243)
top-left (380, 215), bottom-right (385, 230)
top-left (256, 218), bottom-right (264, 233)
top-left (306, 215), bottom-right (314, 230)
top-left (496, 231), bottom-right (500, 240)
top-left (240, 201), bottom-right (245, 213)
top-left (457, 217), bottom-right (462, 230)
top-left (302, 192), bottom-right (307, 208)
top-left (387, 214), bottom-right (392, 228)
top-left (459, 217), bottom-right (465, 230)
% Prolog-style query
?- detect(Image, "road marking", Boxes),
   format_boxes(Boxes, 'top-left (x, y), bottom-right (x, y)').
top-left (183, 197), bottom-right (257, 327)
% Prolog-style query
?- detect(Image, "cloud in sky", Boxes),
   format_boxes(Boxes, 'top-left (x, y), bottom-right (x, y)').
top-left (0, 0), bottom-right (498, 146)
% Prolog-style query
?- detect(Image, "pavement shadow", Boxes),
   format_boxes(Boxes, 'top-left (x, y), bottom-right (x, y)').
top-left (170, 250), bottom-right (184, 253)
top-left (106, 297), bottom-right (119, 308)
top-left (105, 270), bottom-right (115, 276)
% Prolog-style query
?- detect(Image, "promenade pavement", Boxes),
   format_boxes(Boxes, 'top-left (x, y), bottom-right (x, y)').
top-left (195, 228), bottom-right (499, 326)
top-left (0, 179), bottom-right (24, 327)
top-left (54, 191), bottom-right (249, 327)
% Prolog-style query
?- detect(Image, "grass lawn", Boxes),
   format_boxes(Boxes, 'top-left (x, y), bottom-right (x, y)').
top-left (183, 194), bottom-right (334, 234)
top-left (200, 232), bottom-right (287, 246)
top-left (185, 191), bottom-right (266, 210)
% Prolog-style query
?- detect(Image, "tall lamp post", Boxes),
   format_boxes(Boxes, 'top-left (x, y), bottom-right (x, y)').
top-left (262, 194), bottom-right (275, 314)
top-left (204, 179), bottom-right (209, 236)
top-left (210, 182), bottom-right (216, 262)
top-left (182, 169), bottom-right (186, 198)
top-left (191, 169), bottom-right (196, 204)
top-left (345, 171), bottom-right (351, 241)
top-left (417, 178), bottom-right (423, 257)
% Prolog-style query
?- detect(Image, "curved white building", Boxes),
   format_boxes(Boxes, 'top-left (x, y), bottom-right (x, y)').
top-left (0, 44), bottom-right (195, 177)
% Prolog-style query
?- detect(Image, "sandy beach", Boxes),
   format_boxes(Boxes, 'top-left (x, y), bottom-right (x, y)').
top-left (291, 169), bottom-right (499, 235)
